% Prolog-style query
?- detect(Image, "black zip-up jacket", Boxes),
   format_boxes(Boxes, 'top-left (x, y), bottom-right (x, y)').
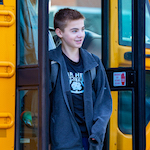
top-left (49, 45), bottom-right (112, 150)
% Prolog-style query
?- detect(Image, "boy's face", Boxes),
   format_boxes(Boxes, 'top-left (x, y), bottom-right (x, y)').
top-left (56, 19), bottom-right (85, 50)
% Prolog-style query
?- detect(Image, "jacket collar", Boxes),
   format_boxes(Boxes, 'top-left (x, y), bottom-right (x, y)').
top-left (80, 47), bottom-right (98, 72)
top-left (49, 44), bottom-right (98, 72)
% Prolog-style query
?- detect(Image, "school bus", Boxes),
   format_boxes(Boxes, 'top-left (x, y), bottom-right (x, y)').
top-left (0, 0), bottom-right (149, 150)
top-left (109, 0), bottom-right (150, 150)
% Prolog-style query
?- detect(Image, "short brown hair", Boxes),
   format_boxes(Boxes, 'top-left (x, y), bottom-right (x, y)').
top-left (54, 8), bottom-right (85, 31)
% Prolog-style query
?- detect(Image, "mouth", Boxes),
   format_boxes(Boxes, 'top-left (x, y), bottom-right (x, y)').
top-left (75, 39), bottom-right (83, 44)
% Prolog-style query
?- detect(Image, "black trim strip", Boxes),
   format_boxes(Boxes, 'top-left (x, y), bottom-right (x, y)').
top-left (101, 1), bottom-right (110, 150)
top-left (0, 0), bottom-right (3, 5)
top-left (17, 68), bottom-right (39, 86)
top-left (102, 0), bottom-right (109, 68)
top-left (38, 0), bottom-right (49, 149)
top-left (15, 0), bottom-right (20, 149)
top-left (132, 0), bottom-right (146, 149)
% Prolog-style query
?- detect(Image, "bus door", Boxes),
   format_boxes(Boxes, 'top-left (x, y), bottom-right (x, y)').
top-left (13, 0), bottom-right (149, 150)
top-left (16, 0), bottom-right (103, 149)
top-left (106, 0), bottom-right (150, 150)
top-left (0, 0), bottom-right (16, 149)
top-left (15, 0), bottom-right (50, 150)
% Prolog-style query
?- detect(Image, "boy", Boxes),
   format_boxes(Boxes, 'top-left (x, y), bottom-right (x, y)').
top-left (49, 8), bottom-right (112, 150)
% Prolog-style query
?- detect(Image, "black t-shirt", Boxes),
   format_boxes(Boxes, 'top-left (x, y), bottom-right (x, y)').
top-left (63, 52), bottom-right (88, 137)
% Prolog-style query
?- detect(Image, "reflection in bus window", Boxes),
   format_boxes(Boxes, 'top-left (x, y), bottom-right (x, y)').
top-left (49, 6), bottom-right (101, 35)
top-left (118, 91), bottom-right (132, 134)
top-left (118, 0), bottom-right (132, 45)
top-left (146, 0), bottom-right (150, 45)
top-left (119, 0), bottom-right (150, 47)
top-left (146, 71), bottom-right (150, 125)
top-left (20, 0), bottom-right (38, 65)
top-left (19, 90), bottom-right (38, 150)
top-left (48, 30), bottom-right (56, 50)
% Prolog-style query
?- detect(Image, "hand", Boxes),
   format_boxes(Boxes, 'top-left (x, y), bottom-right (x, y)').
top-left (49, 144), bottom-right (51, 150)
top-left (91, 138), bottom-right (98, 144)
top-left (91, 138), bottom-right (96, 141)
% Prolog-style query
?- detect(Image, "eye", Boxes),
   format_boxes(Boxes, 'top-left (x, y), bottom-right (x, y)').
top-left (82, 28), bottom-right (85, 31)
top-left (72, 30), bottom-right (77, 33)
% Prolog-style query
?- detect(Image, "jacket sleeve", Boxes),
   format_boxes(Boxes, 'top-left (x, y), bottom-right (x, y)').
top-left (48, 59), bottom-right (53, 95)
top-left (89, 58), bottom-right (112, 146)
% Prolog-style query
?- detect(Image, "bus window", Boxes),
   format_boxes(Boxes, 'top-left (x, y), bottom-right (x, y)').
top-left (19, 0), bottom-right (38, 65)
top-left (117, 0), bottom-right (150, 69)
top-left (146, 71), bottom-right (150, 125)
top-left (118, 0), bottom-right (132, 46)
top-left (18, 1), bottom-right (39, 149)
top-left (118, 91), bottom-right (132, 134)
top-left (146, 0), bottom-right (150, 47)
top-left (49, 0), bottom-right (102, 59)
top-left (19, 90), bottom-right (38, 150)
top-left (119, 0), bottom-right (150, 47)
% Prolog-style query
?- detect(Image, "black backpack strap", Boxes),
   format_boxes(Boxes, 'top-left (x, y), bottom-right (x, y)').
top-left (51, 61), bottom-right (59, 89)
top-left (89, 53), bottom-right (96, 83)
top-left (90, 67), bottom-right (96, 83)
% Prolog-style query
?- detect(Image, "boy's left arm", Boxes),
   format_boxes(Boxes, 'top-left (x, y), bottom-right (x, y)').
top-left (89, 59), bottom-right (112, 146)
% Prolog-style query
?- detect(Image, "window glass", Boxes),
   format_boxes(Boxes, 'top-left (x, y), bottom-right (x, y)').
top-left (118, 0), bottom-right (132, 46)
top-left (19, 0), bottom-right (38, 65)
top-left (19, 90), bottom-right (38, 150)
top-left (119, 0), bottom-right (150, 47)
top-left (145, 71), bottom-right (150, 125)
top-left (49, 0), bottom-right (102, 59)
top-left (118, 91), bottom-right (132, 134)
top-left (146, 0), bottom-right (150, 46)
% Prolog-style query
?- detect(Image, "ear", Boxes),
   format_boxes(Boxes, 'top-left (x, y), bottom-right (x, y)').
top-left (55, 28), bottom-right (63, 38)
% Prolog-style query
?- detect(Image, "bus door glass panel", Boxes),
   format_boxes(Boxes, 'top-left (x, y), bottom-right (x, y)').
top-left (146, 71), bottom-right (150, 125)
top-left (119, 0), bottom-right (132, 46)
top-left (118, 85), bottom-right (150, 135)
top-left (49, 0), bottom-right (102, 58)
top-left (19, 90), bottom-right (38, 150)
top-left (118, 0), bottom-right (132, 68)
top-left (19, 0), bottom-right (38, 149)
top-left (145, 71), bottom-right (150, 150)
top-left (119, 0), bottom-right (150, 46)
top-left (19, 0), bottom-right (38, 65)
top-left (146, 0), bottom-right (150, 47)
top-left (118, 90), bottom-right (132, 134)
top-left (118, 0), bottom-right (150, 149)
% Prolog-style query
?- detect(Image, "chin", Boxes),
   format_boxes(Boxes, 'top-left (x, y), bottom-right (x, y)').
top-left (76, 46), bottom-right (82, 49)
top-left (75, 43), bottom-right (83, 48)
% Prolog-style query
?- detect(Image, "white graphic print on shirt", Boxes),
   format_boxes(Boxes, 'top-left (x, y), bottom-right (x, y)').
top-left (68, 72), bottom-right (84, 94)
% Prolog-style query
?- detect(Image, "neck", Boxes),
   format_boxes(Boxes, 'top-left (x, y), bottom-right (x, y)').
top-left (61, 45), bottom-right (80, 63)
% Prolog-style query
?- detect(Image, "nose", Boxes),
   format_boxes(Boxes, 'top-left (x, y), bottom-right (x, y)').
top-left (78, 30), bottom-right (85, 38)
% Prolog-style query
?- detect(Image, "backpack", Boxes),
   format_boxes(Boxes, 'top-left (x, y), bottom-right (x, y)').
top-left (50, 61), bottom-right (96, 89)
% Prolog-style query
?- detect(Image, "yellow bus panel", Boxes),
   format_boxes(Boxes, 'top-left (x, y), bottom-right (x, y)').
top-left (0, 0), bottom-right (16, 149)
